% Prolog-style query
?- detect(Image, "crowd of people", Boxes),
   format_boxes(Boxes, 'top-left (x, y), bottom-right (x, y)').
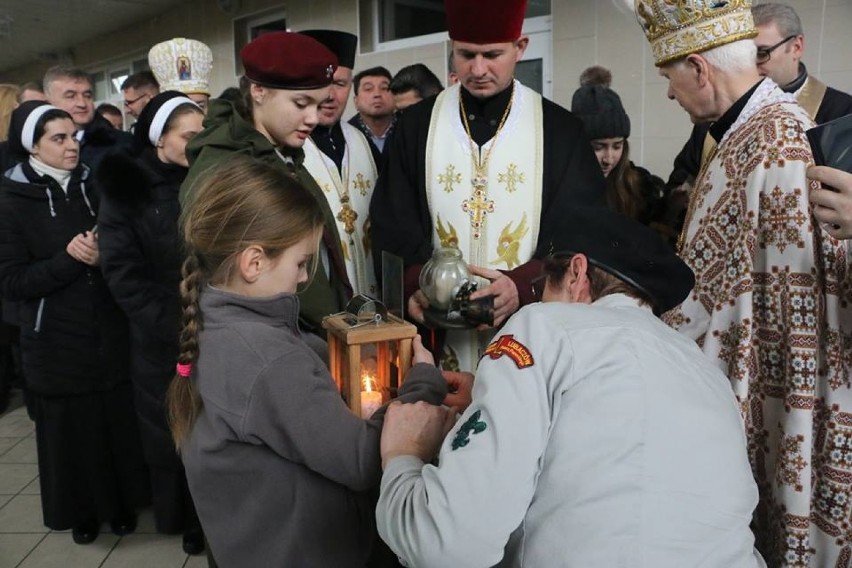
top-left (0, 0), bottom-right (850, 566)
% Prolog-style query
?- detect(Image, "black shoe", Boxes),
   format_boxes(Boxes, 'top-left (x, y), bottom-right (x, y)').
top-left (72, 520), bottom-right (99, 545)
top-left (109, 512), bottom-right (137, 536)
top-left (182, 528), bottom-right (205, 555)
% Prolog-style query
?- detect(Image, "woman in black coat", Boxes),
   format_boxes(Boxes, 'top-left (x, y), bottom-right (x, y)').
top-left (0, 101), bottom-right (150, 544)
top-left (96, 92), bottom-right (206, 555)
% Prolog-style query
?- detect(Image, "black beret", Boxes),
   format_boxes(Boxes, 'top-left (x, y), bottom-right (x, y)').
top-left (536, 206), bottom-right (694, 314)
top-left (241, 32), bottom-right (338, 90)
top-left (571, 85), bottom-right (631, 140)
top-left (299, 30), bottom-right (357, 69)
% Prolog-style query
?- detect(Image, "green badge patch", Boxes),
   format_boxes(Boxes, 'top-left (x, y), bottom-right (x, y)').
top-left (451, 409), bottom-right (487, 450)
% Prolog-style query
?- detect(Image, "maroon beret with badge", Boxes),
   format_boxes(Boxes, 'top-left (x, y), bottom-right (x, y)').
top-left (240, 32), bottom-right (338, 90)
top-left (445, 0), bottom-right (528, 44)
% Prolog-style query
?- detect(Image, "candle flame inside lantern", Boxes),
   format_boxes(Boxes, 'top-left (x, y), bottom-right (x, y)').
top-left (362, 373), bottom-right (377, 393)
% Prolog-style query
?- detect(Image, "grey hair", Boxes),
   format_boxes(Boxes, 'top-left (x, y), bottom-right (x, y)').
top-left (43, 66), bottom-right (92, 96)
top-left (700, 39), bottom-right (758, 73)
top-left (752, 3), bottom-right (804, 37)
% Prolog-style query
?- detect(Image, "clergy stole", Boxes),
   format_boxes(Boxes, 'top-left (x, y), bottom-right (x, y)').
top-left (303, 123), bottom-right (379, 296)
top-left (425, 82), bottom-right (543, 371)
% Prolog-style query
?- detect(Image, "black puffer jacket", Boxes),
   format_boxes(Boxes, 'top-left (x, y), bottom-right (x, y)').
top-left (80, 113), bottom-right (134, 172)
top-left (0, 161), bottom-right (130, 395)
top-left (96, 148), bottom-right (184, 467)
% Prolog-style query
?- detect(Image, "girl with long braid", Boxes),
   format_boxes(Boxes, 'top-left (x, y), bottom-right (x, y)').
top-left (167, 157), bottom-right (448, 567)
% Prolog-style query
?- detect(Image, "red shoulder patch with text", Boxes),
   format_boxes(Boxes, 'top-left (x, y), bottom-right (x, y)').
top-left (483, 335), bottom-right (534, 369)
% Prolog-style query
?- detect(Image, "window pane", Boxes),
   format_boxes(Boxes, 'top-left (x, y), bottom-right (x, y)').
top-left (527, 0), bottom-right (550, 17)
top-left (90, 71), bottom-right (106, 101)
top-left (515, 58), bottom-right (543, 94)
top-left (250, 18), bottom-right (287, 42)
top-left (110, 69), bottom-right (130, 96)
top-left (380, 0), bottom-right (445, 42)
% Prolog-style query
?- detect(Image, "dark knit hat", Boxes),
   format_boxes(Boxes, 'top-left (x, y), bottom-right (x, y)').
top-left (241, 32), bottom-right (338, 90)
top-left (299, 30), bottom-right (357, 69)
top-left (134, 90), bottom-right (199, 148)
top-left (571, 85), bottom-right (631, 140)
top-left (536, 206), bottom-right (694, 314)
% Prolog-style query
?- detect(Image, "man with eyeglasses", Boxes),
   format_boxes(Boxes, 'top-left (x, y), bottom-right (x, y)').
top-left (664, 2), bottom-right (852, 217)
top-left (753, 3), bottom-right (852, 124)
top-left (120, 71), bottom-right (160, 120)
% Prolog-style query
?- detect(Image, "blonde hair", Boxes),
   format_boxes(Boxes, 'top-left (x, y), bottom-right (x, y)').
top-left (167, 157), bottom-right (325, 449)
top-left (0, 84), bottom-right (19, 141)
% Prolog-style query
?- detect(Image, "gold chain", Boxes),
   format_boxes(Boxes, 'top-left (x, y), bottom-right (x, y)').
top-left (459, 84), bottom-right (515, 174)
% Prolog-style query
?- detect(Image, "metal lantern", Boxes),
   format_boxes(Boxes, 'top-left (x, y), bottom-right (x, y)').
top-left (322, 296), bottom-right (418, 418)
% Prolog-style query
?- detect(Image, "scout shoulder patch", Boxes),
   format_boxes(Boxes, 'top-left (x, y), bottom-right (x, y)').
top-left (452, 409), bottom-right (487, 450)
top-left (483, 334), bottom-right (534, 369)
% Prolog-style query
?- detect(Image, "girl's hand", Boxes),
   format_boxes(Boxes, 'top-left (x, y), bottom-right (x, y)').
top-left (412, 334), bottom-right (435, 366)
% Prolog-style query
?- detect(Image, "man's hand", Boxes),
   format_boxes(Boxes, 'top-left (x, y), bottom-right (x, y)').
top-left (443, 371), bottom-right (474, 412)
top-left (407, 290), bottom-right (429, 324)
top-left (66, 231), bottom-right (100, 266)
top-left (412, 334), bottom-right (434, 366)
top-left (807, 165), bottom-right (852, 240)
top-left (381, 401), bottom-right (456, 469)
top-left (468, 265), bottom-right (519, 328)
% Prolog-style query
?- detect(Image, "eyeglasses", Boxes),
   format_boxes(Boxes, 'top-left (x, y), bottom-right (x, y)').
top-left (123, 93), bottom-right (148, 108)
top-left (756, 35), bottom-right (797, 64)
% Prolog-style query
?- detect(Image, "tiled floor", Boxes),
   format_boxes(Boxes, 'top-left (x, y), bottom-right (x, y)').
top-left (0, 391), bottom-right (207, 568)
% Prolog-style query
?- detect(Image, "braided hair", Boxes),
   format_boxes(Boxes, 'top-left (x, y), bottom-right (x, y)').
top-left (167, 156), bottom-right (325, 449)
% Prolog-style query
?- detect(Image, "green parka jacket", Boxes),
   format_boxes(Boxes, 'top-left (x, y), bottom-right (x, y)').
top-left (180, 99), bottom-right (351, 334)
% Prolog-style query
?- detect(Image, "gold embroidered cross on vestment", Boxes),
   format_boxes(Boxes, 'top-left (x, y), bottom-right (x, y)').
top-left (353, 173), bottom-right (371, 197)
top-left (498, 163), bottom-right (525, 193)
top-left (438, 165), bottom-right (462, 193)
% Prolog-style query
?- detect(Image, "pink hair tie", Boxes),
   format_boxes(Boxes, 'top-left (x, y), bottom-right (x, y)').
top-left (176, 363), bottom-right (193, 378)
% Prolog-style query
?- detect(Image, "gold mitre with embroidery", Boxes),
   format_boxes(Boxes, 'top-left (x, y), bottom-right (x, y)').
top-left (633, 0), bottom-right (758, 66)
top-left (148, 38), bottom-right (213, 95)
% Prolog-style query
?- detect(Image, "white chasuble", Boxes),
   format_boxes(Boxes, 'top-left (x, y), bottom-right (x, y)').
top-left (425, 81), bottom-right (543, 371)
top-left (664, 79), bottom-right (852, 567)
top-left (303, 123), bottom-right (378, 296)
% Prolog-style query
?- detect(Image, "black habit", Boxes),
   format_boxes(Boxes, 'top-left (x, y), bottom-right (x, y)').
top-left (96, 147), bottom-right (201, 535)
top-left (0, 161), bottom-right (149, 529)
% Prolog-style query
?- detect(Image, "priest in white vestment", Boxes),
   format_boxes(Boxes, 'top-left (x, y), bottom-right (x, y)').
top-left (301, 29), bottom-right (379, 297)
